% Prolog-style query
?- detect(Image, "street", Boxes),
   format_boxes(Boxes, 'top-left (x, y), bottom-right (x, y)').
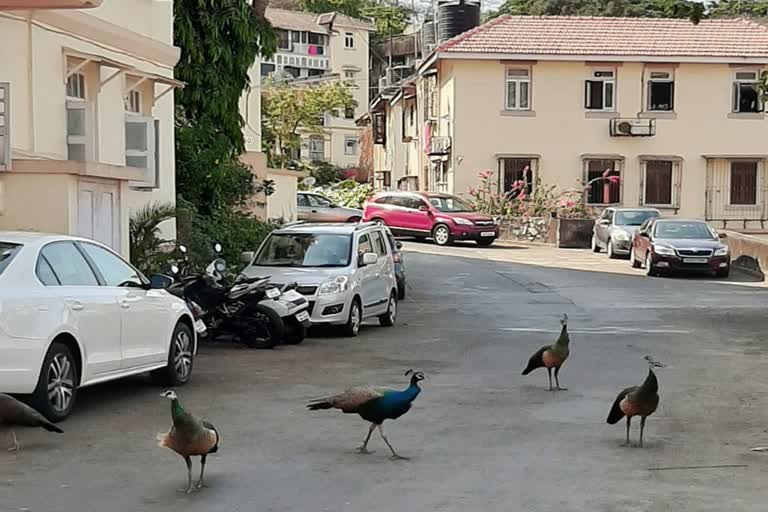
top-left (3, 248), bottom-right (768, 511)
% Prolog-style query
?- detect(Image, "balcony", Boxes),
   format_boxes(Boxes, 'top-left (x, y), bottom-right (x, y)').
top-left (264, 52), bottom-right (330, 71)
top-left (429, 136), bottom-right (451, 156)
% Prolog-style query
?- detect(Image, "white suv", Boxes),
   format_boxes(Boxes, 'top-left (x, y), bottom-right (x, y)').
top-left (0, 232), bottom-right (197, 421)
top-left (243, 222), bottom-right (399, 337)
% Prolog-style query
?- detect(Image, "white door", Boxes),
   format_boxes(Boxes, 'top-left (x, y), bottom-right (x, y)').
top-left (78, 242), bottom-right (170, 369)
top-left (369, 230), bottom-right (392, 312)
top-left (356, 233), bottom-right (380, 316)
top-left (38, 241), bottom-right (123, 376)
top-left (78, 181), bottom-right (120, 251)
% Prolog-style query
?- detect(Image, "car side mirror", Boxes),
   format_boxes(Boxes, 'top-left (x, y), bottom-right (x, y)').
top-left (418, 206), bottom-right (429, 212)
top-left (241, 251), bottom-right (255, 264)
top-left (599, 219), bottom-right (610, 226)
top-left (149, 274), bottom-right (173, 290)
top-left (361, 252), bottom-right (378, 266)
top-left (718, 232), bottom-right (727, 239)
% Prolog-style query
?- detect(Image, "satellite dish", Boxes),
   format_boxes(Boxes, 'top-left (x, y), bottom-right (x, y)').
top-left (303, 176), bottom-right (317, 186)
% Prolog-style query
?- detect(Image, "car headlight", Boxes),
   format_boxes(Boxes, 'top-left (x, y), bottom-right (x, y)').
top-left (613, 231), bottom-right (629, 241)
top-left (319, 276), bottom-right (349, 295)
top-left (653, 244), bottom-right (676, 256)
top-left (714, 246), bottom-right (729, 257)
top-left (454, 217), bottom-right (473, 226)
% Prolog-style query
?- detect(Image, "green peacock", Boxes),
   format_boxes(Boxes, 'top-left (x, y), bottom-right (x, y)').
top-left (522, 314), bottom-right (571, 391)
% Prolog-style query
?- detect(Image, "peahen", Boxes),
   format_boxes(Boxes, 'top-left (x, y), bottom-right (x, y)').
top-left (157, 390), bottom-right (219, 493)
top-left (0, 393), bottom-right (63, 451)
top-left (522, 313), bottom-right (571, 391)
top-left (307, 370), bottom-right (426, 460)
top-left (606, 356), bottom-right (662, 448)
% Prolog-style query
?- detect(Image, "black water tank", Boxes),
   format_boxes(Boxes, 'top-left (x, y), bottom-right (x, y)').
top-left (421, 19), bottom-right (436, 53)
top-left (437, 0), bottom-right (481, 43)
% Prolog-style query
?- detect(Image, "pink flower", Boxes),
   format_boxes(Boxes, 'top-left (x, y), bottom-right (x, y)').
top-left (518, 191), bottom-right (527, 200)
top-left (608, 175), bottom-right (621, 184)
top-left (602, 168), bottom-right (613, 178)
top-left (522, 165), bottom-right (530, 172)
top-left (468, 187), bottom-right (477, 195)
top-left (478, 169), bottom-right (493, 179)
top-left (566, 200), bottom-right (575, 208)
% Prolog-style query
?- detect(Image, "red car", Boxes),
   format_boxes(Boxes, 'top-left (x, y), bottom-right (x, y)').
top-left (363, 191), bottom-right (499, 247)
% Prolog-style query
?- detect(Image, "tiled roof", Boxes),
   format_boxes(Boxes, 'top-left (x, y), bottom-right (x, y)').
top-left (437, 15), bottom-right (768, 59)
top-left (266, 8), bottom-right (372, 34)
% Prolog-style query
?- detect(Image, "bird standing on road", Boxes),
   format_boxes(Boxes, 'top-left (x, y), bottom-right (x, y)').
top-left (606, 356), bottom-right (662, 448)
top-left (0, 393), bottom-right (63, 451)
top-left (307, 370), bottom-right (426, 460)
top-left (157, 390), bottom-right (219, 494)
top-left (522, 314), bottom-right (571, 391)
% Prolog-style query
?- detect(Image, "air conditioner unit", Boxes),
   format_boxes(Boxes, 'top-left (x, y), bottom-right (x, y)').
top-left (609, 117), bottom-right (656, 137)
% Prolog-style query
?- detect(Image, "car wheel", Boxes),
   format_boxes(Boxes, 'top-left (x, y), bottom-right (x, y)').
top-left (432, 224), bottom-right (452, 246)
top-left (241, 304), bottom-right (283, 349)
top-left (716, 267), bottom-right (730, 278)
top-left (379, 292), bottom-right (397, 327)
top-left (347, 216), bottom-right (362, 223)
top-left (645, 252), bottom-right (657, 277)
top-left (283, 321), bottom-right (307, 345)
top-left (343, 299), bottom-right (362, 337)
top-left (476, 238), bottom-right (495, 247)
top-left (606, 239), bottom-right (617, 259)
top-left (630, 245), bottom-right (642, 268)
top-left (31, 342), bottom-right (78, 422)
top-left (591, 235), bottom-right (601, 253)
top-left (152, 322), bottom-right (195, 386)
top-left (397, 281), bottom-right (406, 300)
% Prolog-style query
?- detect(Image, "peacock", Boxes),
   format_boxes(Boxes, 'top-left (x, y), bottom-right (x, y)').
top-left (307, 370), bottom-right (426, 460)
top-left (157, 390), bottom-right (219, 493)
top-left (606, 356), bottom-right (662, 448)
top-left (522, 313), bottom-right (571, 391)
top-left (0, 393), bottom-right (63, 451)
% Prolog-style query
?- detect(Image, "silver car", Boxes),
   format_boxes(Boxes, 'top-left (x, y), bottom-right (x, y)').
top-left (297, 192), bottom-right (363, 223)
top-left (242, 222), bottom-right (399, 337)
top-left (592, 207), bottom-right (661, 258)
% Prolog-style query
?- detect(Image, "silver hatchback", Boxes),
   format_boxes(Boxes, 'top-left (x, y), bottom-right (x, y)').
top-left (297, 192), bottom-right (363, 223)
top-left (592, 207), bottom-right (661, 258)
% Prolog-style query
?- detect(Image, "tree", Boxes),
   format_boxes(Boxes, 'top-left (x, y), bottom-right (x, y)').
top-left (708, 0), bottom-right (768, 18)
top-left (487, 0), bottom-right (705, 23)
top-left (262, 79), bottom-right (357, 167)
top-left (129, 202), bottom-right (176, 273)
top-left (299, 0), bottom-right (412, 38)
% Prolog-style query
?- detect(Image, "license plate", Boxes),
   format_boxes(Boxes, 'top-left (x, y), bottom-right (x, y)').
top-left (194, 319), bottom-right (207, 334)
top-left (481, 231), bottom-right (496, 237)
top-left (266, 288), bottom-right (281, 299)
top-left (683, 257), bottom-right (708, 264)
top-left (296, 311), bottom-right (310, 322)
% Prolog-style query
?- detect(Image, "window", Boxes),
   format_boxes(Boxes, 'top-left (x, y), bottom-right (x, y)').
top-left (373, 113), bottom-right (386, 144)
top-left (344, 70), bottom-right (356, 80)
top-left (647, 71), bottom-right (674, 111)
top-left (39, 242), bottom-right (98, 286)
top-left (357, 233), bottom-right (373, 258)
top-left (307, 194), bottom-right (332, 207)
top-left (345, 106), bottom-right (355, 119)
top-left (643, 160), bottom-right (675, 206)
top-left (308, 136), bottom-right (325, 161)
top-left (0, 243), bottom-right (22, 276)
top-left (730, 161), bottom-right (758, 205)
top-left (36, 255), bottom-right (59, 286)
top-left (585, 159), bottom-right (621, 204)
top-left (344, 32), bottom-right (355, 49)
top-left (371, 231), bottom-right (387, 257)
top-left (733, 70), bottom-right (762, 113)
top-left (80, 243), bottom-right (144, 288)
top-left (505, 68), bottom-right (530, 111)
top-left (125, 90), bottom-right (141, 114)
top-left (344, 136), bottom-right (358, 155)
top-left (297, 194), bottom-right (310, 207)
top-left (125, 115), bottom-right (157, 187)
top-left (277, 30), bottom-right (290, 50)
top-left (585, 70), bottom-right (615, 111)
top-left (500, 158), bottom-right (534, 196)
top-left (66, 73), bottom-right (86, 99)
top-left (261, 63), bottom-right (276, 77)
top-left (253, 233), bottom-right (352, 268)
top-left (406, 197), bottom-right (428, 210)
top-left (66, 100), bottom-right (90, 161)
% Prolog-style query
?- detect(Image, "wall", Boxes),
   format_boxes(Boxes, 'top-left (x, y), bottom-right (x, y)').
top-left (0, 173), bottom-right (75, 234)
top-left (723, 231), bottom-right (768, 279)
top-left (266, 169), bottom-right (300, 221)
top-left (498, 216), bottom-right (554, 243)
top-left (446, 59), bottom-right (768, 221)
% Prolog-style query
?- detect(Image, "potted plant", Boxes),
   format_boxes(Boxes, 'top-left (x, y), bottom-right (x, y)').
top-left (554, 171), bottom-right (617, 248)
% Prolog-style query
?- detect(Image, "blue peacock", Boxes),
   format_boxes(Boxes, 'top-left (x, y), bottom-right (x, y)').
top-left (307, 369), bottom-right (426, 460)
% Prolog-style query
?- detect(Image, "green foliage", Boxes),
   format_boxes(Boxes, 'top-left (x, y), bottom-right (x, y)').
top-left (262, 79), bottom-right (357, 168)
top-left (307, 161), bottom-right (343, 185)
top-left (310, 179), bottom-right (373, 209)
top-left (708, 0), bottom-right (768, 18)
top-left (299, 0), bottom-right (411, 37)
top-left (129, 202), bottom-right (176, 274)
top-left (488, 0), bottom-right (705, 23)
top-left (174, 0), bottom-right (277, 154)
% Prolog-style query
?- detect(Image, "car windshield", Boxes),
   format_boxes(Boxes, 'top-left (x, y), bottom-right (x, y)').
top-left (253, 233), bottom-right (352, 268)
top-left (655, 222), bottom-right (716, 240)
top-left (0, 242), bottom-right (22, 276)
top-left (428, 195), bottom-right (474, 213)
top-left (615, 210), bottom-right (658, 226)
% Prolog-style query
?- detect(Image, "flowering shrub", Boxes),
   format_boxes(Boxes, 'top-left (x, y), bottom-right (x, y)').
top-left (310, 179), bottom-right (374, 209)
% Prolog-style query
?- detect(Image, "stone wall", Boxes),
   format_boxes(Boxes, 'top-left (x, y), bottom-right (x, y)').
top-left (498, 216), bottom-right (555, 243)
top-left (723, 231), bottom-right (767, 280)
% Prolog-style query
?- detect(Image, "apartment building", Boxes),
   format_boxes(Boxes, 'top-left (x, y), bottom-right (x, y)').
top-left (372, 16), bottom-right (768, 230)
top-left (258, 8), bottom-right (373, 169)
top-left (0, 0), bottom-right (181, 254)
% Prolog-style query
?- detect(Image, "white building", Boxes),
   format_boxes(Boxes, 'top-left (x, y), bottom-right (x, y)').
top-left (0, 0), bottom-right (181, 255)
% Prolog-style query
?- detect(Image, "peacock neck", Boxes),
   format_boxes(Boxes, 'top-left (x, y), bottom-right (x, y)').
top-left (639, 369), bottom-right (658, 395)
top-left (170, 399), bottom-right (186, 421)
top-left (555, 324), bottom-right (570, 348)
top-left (403, 382), bottom-right (422, 401)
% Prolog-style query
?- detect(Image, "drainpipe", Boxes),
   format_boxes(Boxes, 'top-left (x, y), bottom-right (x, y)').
top-left (26, 11), bottom-right (35, 153)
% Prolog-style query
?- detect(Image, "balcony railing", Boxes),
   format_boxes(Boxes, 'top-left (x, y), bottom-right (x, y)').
top-left (0, 83), bottom-right (9, 170)
top-left (264, 52), bottom-right (330, 71)
top-left (429, 136), bottom-right (451, 156)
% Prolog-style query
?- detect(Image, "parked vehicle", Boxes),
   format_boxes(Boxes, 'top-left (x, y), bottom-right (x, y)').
top-left (363, 191), bottom-right (499, 246)
top-left (630, 219), bottom-right (730, 277)
top-left (242, 222), bottom-right (399, 337)
top-left (0, 232), bottom-right (197, 421)
top-left (168, 244), bottom-right (311, 348)
top-left (383, 226), bottom-right (406, 300)
top-left (592, 207), bottom-right (661, 258)
top-left (298, 192), bottom-right (363, 223)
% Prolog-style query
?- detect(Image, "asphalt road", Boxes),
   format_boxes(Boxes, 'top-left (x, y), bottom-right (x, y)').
top-left (3, 249), bottom-right (768, 512)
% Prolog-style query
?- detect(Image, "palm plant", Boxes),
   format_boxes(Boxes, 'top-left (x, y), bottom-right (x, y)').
top-left (130, 202), bottom-right (176, 274)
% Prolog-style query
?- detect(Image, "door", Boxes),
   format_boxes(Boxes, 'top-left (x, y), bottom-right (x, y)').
top-left (369, 230), bottom-right (392, 312)
top-left (78, 242), bottom-right (169, 369)
top-left (407, 197), bottom-right (435, 232)
top-left (39, 241), bottom-right (123, 376)
top-left (392, 196), bottom-right (432, 233)
top-left (633, 219), bottom-right (653, 259)
top-left (355, 233), bottom-right (379, 313)
top-left (306, 194), bottom-right (338, 222)
top-left (595, 208), bottom-right (613, 246)
top-left (78, 181), bottom-right (120, 251)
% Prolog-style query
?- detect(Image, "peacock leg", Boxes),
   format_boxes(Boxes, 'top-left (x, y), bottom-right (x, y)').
top-left (639, 416), bottom-right (647, 448)
top-left (7, 429), bottom-right (19, 452)
top-left (196, 455), bottom-right (208, 489)
top-left (554, 366), bottom-right (567, 391)
top-left (547, 367), bottom-right (553, 391)
top-left (178, 456), bottom-right (194, 494)
top-left (378, 424), bottom-right (409, 461)
top-left (621, 416), bottom-right (631, 447)
top-left (357, 423), bottom-right (376, 454)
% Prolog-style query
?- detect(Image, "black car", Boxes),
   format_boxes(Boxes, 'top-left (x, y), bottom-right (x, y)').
top-left (384, 227), bottom-right (406, 299)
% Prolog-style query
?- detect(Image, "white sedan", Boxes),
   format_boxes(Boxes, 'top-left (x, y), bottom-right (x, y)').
top-left (0, 232), bottom-right (197, 421)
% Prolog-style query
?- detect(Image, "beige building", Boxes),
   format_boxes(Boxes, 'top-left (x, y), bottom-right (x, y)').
top-left (373, 16), bottom-right (768, 231)
top-left (258, 8), bottom-right (373, 169)
top-left (0, 0), bottom-right (181, 255)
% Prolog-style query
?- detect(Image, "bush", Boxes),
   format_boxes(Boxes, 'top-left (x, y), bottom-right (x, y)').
top-left (310, 179), bottom-right (373, 209)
